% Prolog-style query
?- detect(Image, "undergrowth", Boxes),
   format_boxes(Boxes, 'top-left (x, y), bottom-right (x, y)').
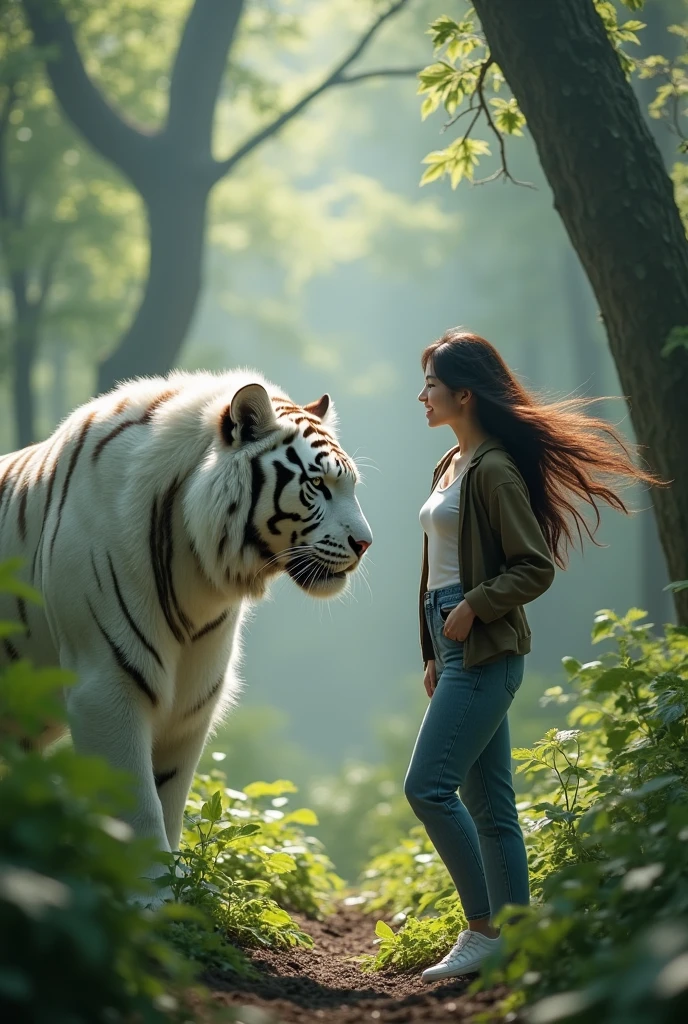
top-left (0, 559), bottom-right (342, 1020)
top-left (359, 607), bottom-right (688, 1024)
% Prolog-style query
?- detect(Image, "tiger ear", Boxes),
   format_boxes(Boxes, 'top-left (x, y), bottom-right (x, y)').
top-left (221, 384), bottom-right (277, 446)
top-left (303, 394), bottom-right (330, 420)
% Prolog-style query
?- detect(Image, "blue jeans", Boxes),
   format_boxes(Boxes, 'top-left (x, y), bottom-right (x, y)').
top-left (404, 583), bottom-right (529, 921)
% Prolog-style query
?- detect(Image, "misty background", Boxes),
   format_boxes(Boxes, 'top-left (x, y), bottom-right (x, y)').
top-left (0, 0), bottom-right (674, 877)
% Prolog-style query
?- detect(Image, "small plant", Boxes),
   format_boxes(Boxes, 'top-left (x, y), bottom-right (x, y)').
top-left (355, 825), bottom-right (467, 971)
top-left (166, 771), bottom-right (345, 953)
top-left (360, 607), bottom-right (688, 1024)
top-left (0, 561), bottom-right (193, 1023)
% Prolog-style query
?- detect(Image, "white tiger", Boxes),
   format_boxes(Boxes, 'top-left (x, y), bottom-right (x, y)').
top-left (0, 369), bottom-right (372, 897)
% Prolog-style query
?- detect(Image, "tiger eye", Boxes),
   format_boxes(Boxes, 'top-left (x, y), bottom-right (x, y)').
top-left (311, 476), bottom-right (323, 487)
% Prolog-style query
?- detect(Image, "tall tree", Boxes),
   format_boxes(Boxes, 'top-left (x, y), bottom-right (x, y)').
top-left (0, 1), bottom-right (140, 446)
top-left (21, 0), bottom-right (417, 395)
top-left (417, 0), bottom-right (688, 623)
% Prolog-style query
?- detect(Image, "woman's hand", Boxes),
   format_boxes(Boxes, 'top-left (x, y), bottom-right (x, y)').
top-left (443, 599), bottom-right (476, 642)
top-left (423, 659), bottom-right (437, 699)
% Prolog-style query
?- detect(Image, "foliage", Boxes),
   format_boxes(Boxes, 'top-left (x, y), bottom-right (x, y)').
top-left (0, 1), bottom-right (143, 377)
top-left (360, 607), bottom-right (688, 1024)
top-left (662, 324), bottom-right (688, 357)
top-left (167, 771), bottom-right (345, 951)
top-left (357, 824), bottom-right (467, 972)
top-left (0, 567), bottom-right (192, 1023)
top-left (0, 560), bottom-right (346, 1018)
top-left (416, 0), bottom-right (688, 191)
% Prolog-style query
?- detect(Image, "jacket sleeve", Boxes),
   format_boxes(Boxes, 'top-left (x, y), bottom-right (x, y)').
top-left (463, 479), bottom-right (555, 623)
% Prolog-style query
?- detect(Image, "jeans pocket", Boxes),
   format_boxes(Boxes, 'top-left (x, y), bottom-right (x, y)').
top-left (439, 605), bottom-right (457, 621)
top-left (505, 655), bottom-right (524, 697)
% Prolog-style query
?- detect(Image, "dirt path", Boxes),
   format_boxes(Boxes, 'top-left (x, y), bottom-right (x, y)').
top-left (199, 905), bottom-right (508, 1023)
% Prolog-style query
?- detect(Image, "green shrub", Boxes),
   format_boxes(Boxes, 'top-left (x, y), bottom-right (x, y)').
top-left (361, 608), bottom-right (688, 1024)
top-left (0, 562), bottom-right (192, 1023)
top-left (167, 772), bottom-right (345, 952)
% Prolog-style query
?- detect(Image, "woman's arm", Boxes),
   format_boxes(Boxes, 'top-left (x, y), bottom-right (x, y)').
top-left (463, 478), bottom-right (555, 623)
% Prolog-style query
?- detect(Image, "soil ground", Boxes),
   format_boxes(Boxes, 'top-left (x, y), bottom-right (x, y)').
top-left (194, 904), bottom-right (509, 1024)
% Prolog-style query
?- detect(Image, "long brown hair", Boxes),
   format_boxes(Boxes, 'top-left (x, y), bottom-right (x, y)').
top-left (422, 329), bottom-right (665, 569)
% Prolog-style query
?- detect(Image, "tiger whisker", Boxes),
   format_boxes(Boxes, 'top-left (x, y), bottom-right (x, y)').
top-left (251, 544), bottom-right (313, 579)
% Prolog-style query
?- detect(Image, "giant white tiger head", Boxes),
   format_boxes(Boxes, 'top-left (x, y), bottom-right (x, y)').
top-left (184, 378), bottom-right (372, 600)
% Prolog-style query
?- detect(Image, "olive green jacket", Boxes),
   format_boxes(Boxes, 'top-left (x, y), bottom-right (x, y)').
top-left (420, 437), bottom-right (556, 669)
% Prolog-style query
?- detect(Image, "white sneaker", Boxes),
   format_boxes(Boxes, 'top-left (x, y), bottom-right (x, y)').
top-left (421, 929), bottom-right (500, 982)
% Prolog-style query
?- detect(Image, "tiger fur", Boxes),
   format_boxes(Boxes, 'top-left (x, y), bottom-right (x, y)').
top-left (0, 369), bottom-right (372, 899)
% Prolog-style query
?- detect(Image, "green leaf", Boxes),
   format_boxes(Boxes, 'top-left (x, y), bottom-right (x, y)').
top-left (562, 656), bottom-right (582, 677)
top-left (283, 807), bottom-right (318, 826)
top-left (266, 853), bottom-right (297, 875)
top-left (261, 906), bottom-right (293, 928)
top-left (0, 561), bottom-right (42, 605)
top-left (592, 612), bottom-right (616, 642)
top-left (375, 920), bottom-right (395, 939)
top-left (420, 159), bottom-right (448, 186)
top-left (243, 779), bottom-right (298, 799)
top-left (0, 621), bottom-right (25, 638)
top-left (664, 579), bottom-right (688, 593)
top-left (200, 789), bottom-right (223, 823)
top-left (489, 96), bottom-right (526, 135)
top-left (661, 326), bottom-right (688, 357)
top-left (420, 94), bottom-right (440, 120)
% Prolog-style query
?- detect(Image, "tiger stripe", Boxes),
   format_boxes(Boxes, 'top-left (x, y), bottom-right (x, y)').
top-left (16, 598), bottom-right (29, 637)
top-left (2, 639), bottom-right (19, 661)
top-left (30, 446), bottom-right (61, 581)
top-left (242, 457), bottom-right (272, 560)
top-left (149, 491), bottom-right (183, 644)
top-left (87, 598), bottom-right (157, 706)
top-left (160, 482), bottom-right (194, 638)
top-left (0, 447), bottom-right (37, 530)
top-left (191, 611), bottom-right (229, 643)
top-left (107, 552), bottom-right (163, 669)
top-left (149, 480), bottom-right (193, 643)
top-left (91, 551), bottom-right (103, 592)
top-left (185, 676), bottom-right (223, 718)
top-left (154, 768), bottom-right (176, 788)
top-left (92, 389), bottom-right (178, 462)
top-left (49, 412), bottom-right (96, 559)
top-left (0, 369), bottom-right (370, 869)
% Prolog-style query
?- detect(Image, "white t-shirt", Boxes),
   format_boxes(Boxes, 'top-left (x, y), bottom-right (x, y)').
top-left (419, 467), bottom-right (465, 591)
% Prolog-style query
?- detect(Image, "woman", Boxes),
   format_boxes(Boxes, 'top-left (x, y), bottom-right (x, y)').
top-left (405, 328), bottom-right (661, 982)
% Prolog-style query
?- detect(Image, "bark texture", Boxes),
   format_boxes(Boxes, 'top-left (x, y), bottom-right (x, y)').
top-left (473, 0), bottom-right (688, 624)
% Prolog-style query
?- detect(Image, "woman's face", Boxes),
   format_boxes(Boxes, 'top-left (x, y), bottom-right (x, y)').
top-left (418, 358), bottom-right (467, 428)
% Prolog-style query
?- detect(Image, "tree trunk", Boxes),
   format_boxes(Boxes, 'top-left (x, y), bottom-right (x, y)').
top-left (632, 0), bottom-right (677, 628)
top-left (563, 247), bottom-right (603, 405)
top-left (12, 301), bottom-right (39, 448)
top-left (473, 0), bottom-right (688, 625)
top-left (96, 182), bottom-right (210, 394)
top-left (23, 0), bottom-right (412, 396)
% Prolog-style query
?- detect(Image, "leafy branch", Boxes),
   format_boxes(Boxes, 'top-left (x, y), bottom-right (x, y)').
top-left (214, 0), bottom-right (419, 181)
top-left (418, 2), bottom-right (650, 190)
top-left (417, 14), bottom-right (530, 188)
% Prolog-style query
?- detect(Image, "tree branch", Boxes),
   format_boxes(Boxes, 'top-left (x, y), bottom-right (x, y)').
top-left (212, 0), bottom-right (413, 182)
top-left (165, 0), bottom-right (247, 153)
top-left (464, 55), bottom-right (535, 188)
top-left (337, 66), bottom-right (421, 85)
top-left (21, 0), bottom-right (152, 185)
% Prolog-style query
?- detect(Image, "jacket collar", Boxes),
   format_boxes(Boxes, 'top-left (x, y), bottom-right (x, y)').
top-left (434, 436), bottom-right (506, 477)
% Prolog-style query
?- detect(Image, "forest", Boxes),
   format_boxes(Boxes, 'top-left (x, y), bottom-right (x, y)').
top-left (1, 1), bottom-right (687, 1022)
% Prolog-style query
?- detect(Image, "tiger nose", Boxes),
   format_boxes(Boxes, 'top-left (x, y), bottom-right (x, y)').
top-left (349, 536), bottom-right (372, 558)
